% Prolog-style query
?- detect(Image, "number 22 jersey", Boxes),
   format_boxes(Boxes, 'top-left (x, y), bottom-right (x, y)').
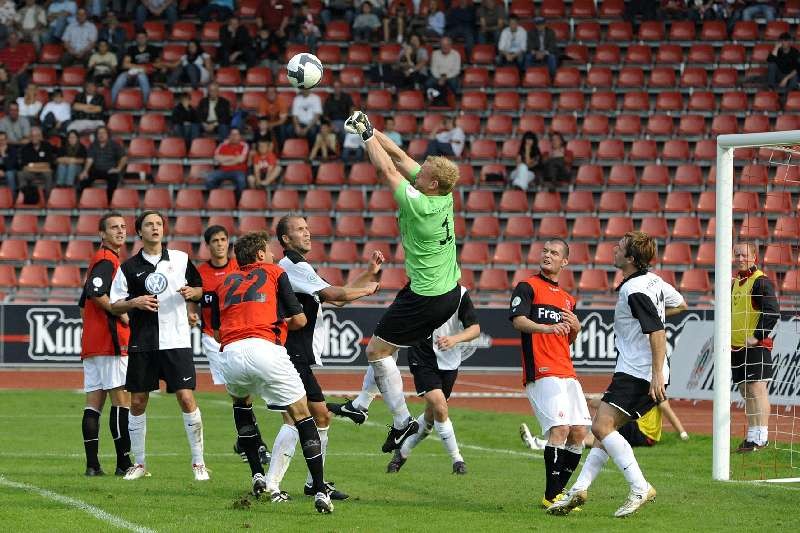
top-left (215, 262), bottom-right (303, 348)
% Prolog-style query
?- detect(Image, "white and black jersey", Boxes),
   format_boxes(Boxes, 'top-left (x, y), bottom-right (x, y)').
top-left (278, 250), bottom-right (331, 366)
top-left (408, 287), bottom-right (479, 371)
top-left (614, 270), bottom-right (684, 382)
top-left (109, 247), bottom-right (202, 353)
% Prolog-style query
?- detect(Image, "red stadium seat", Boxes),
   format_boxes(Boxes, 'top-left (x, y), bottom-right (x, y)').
top-left (720, 44), bottom-right (746, 64)
top-left (32, 66), bottom-right (57, 85)
top-left (586, 67), bottom-right (613, 89)
top-left (711, 115), bottom-right (738, 136)
top-left (579, 270), bottom-right (610, 292)
top-left (589, 91), bottom-right (616, 112)
top-left (681, 67), bottom-right (708, 88)
top-left (272, 190), bottom-right (300, 211)
top-left (582, 114), bottom-right (610, 137)
top-left (604, 216), bottom-right (634, 238)
top-left (650, 68), bottom-right (677, 89)
top-left (712, 68), bottom-right (738, 88)
top-left (335, 215), bottom-right (366, 238)
top-left (361, 241), bottom-right (391, 264)
top-left (498, 190), bottom-right (528, 213)
top-left (505, 217), bottom-right (535, 239)
top-left (671, 217), bottom-right (702, 240)
top-left (369, 216), bottom-right (399, 238)
top-left (678, 115), bottom-right (706, 137)
top-left (397, 90), bottom-right (424, 111)
top-left (283, 163), bottom-right (312, 186)
top-left (532, 191), bottom-right (562, 212)
top-left (470, 140), bottom-right (498, 160)
top-left (739, 216), bottom-right (769, 239)
top-left (460, 242), bottom-right (489, 265)
top-left (328, 241), bottom-right (359, 264)
top-left (207, 190), bottom-right (237, 211)
top-left (128, 138), bottom-right (155, 159)
top-left (245, 67), bottom-right (273, 86)
top-left (607, 165), bottom-right (636, 186)
top-left (477, 269), bottom-right (509, 292)
top-left (537, 216), bottom-right (568, 238)
top-left (139, 113), bottom-right (167, 135)
top-left (522, 67), bottom-right (551, 88)
top-left (324, 20), bottom-right (351, 41)
top-left (349, 43), bottom-right (374, 64)
top-left (469, 216), bottom-right (500, 239)
top-left (614, 115), bottom-right (641, 137)
top-left (306, 216), bottom-right (333, 238)
top-left (463, 67), bottom-right (489, 88)
top-left (664, 191), bottom-right (695, 213)
top-left (762, 243), bottom-right (795, 267)
top-left (742, 115), bottom-right (770, 134)
top-left (215, 67), bottom-right (241, 86)
top-left (465, 190), bottom-right (496, 212)
top-left (576, 21), bottom-right (601, 41)
top-left (622, 91), bottom-right (649, 112)
top-left (157, 137), bottom-right (187, 159)
top-left (493, 242), bottom-right (523, 265)
top-left (629, 140), bottom-right (658, 161)
top-left (688, 44), bottom-right (715, 64)
top-left (566, 44), bottom-right (589, 63)
top-left (575, 165), bottom-right (604, 186)
top-left (662, 140), bottom-right (690, 162)
top-left (366, 90), bottom-right (392, 111)
top-left (495, 93), bottom-right (522, 112)
top-left (553, 67), bottom-right (581, 88)
top-left (594, 43), bottom-right (621, 64)
top-left (624, 44), bottom-right (652, 65)
top-left (598, 191), bottom-right (628, 212)
top-left (550, 115), bottom-right (577, 136)
top-left (115, 88), bottom-right (143, 109)
top-left (147, 89), bottom-right (174, 110)
top-left (701, 21), bottom-right (727, 41)
top-left (655, 92), bottom-right (682, 113)
top-left (152, 163), bottom-right (182, 185)
top-left (638, 21), bottom-right (664, 41)
top-left (108, 113), bottom-right (134, 135)
top-left (640, 165), bottom-right (669, 186)
top-left (486, 115), bottom-right (513, 136)
top-left (461, 92), bottom-right (488, 111)
top-left (572, 217), bottom-right (602, 239)
top-left (303, 190), bottom-right (333, 211)
top-left (18, 265), bottom-right (48, 289)
top-left (781, 271), bottom-right (800, 294)
top-left (661, 243), bottom-right (692, 266)
top-left (631, 191), bottom-right (661, 212)
top-left (78, 189), bottom-right (109, 210)
top-left (764, 191), bottom-right (792, 214)
top-left (470, 44), bottom-right (496, 64)
top-left (639, 217), bottom-right (669, 239)
top-left (593, 242), bottom-right (616, 265)
top-left (281, 139), bottom-right (309, 159)
top-left (618, 67), bottom-right (645, 88)
top-left (558, 91), bottom-right (585, 112)
top-left (607, 21), bottom-right (633, 41)
top-left (669, 20), bottom-right (696, 41)
top-left (39, 44), bottom-right (63, 63)
top-left (688, 91), bottom-right (714, 113)
top-left (732, 21), bottom-right (758, 41)
top-left (41, 214), bottom-right (71, 237)
top-left (493, 67), bottom-right (520, 88)
top-left (110, 189), bottom-right (139, 211)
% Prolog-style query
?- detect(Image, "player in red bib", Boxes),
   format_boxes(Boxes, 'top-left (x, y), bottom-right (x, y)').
top-left (79, 212), bottom-right (133, 477)
top-left (214, 231), bottom-right (334, 513)
top-left (509, 238), bottom-right (590, 509)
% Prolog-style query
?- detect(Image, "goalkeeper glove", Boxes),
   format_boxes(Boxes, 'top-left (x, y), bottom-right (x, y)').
top-left (344, 110), bottom-right (374, 142)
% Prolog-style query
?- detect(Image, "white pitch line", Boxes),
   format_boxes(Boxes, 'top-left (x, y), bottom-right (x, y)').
top-left (0, 475), bottom-right (156, 533)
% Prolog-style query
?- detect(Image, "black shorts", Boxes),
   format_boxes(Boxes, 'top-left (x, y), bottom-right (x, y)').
top-left (618, 421), bottom-right (655, 447)
top-left (731, 347), bottom-right (773, 384)
top-left (601, 372), bottom-right (661, 421)
top-left (373, 283), bottom-right (461, 347)
top-left (408, 344), bottom-right (458, 399)
top-left (290, 356), bottom-right (325, 403)
top-left (126, 348), bottom-right (196, 394)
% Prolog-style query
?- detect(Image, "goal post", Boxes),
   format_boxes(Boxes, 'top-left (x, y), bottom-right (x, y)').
top-left (714, 131), bottom-right (800, 482)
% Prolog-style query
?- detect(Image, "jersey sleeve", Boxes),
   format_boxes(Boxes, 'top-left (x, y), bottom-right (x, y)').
top-left (457, 291), bottom-right (479, 328)
top-left (407, 163), bottom-right (421, 184)
top-left (185, 259), bottom-right (202, 287)
top-left (277, 271), bottom-right (304, 318)
top-left (752, 276), bottom-right (780, 340)
top-left (209, 291), bottom-right (221, 330)
top-left (84, 259), bottom-right (115, 299)
top-left (392, 177), bottom-right (430, 218)
top-left (108, 268), bottom-right (129, 304)
top-left (509, 282), bottom-right (534, 320)
top-left (284, 261), bottom-right (331, 296)
top-left (662, 281), bottom-right (684, 309)
top-left (627, 291), bottom-right (664, 334)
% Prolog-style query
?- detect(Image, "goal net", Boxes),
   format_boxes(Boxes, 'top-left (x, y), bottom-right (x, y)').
top-left (714, 132), bottom-right (800, 483)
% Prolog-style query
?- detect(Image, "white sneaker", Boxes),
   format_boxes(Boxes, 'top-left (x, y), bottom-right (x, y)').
top-left (314, 491), bottom-right (334, 514)
top-left (123, 464), bottom-right (149, 480)
top-left (614, 485), bottom-right (656, 518)
top-left (546, 489), bottom-right (588, 515)
top-left (192, 464), bottom-right (210, 481)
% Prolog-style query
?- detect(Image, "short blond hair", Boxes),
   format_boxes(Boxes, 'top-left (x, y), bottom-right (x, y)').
top-left (622, 231), bottom-right (657, 270)
top-left (425, 156), bottom-right (459, 194)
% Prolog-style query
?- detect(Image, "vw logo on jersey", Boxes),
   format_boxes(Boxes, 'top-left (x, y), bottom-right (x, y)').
top-left (144, 272), bottom-right (168, 295)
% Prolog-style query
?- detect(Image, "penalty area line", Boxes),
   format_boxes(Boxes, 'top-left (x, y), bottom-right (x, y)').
top-left (0, 475), bottom-right (156, 533)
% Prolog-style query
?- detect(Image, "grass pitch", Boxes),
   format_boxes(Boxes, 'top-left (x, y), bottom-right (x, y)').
top-left (0, 389), bottom-right (797, 532)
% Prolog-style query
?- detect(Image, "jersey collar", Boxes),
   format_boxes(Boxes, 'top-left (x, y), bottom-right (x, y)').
top-left (207, 258), bottom-right (231, 270)
top-left (100, 244), bottom-right (119, 257)
top-left (537, 272), bottom-right (559, 286)
top-left (284, 249), bottom-right (305, 264)
top-left (736, 265), bottom-right (758, 281)
top-left (616, 269), bottom-right (648, 291)
top-left (136, 246), bottom-right (170, 262)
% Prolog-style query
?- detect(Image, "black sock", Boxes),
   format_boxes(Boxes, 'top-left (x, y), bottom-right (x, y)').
top-left (109, 406), bottom-right (133, 470)
top-left (82, 408), bottom-right (101, 469)
top-left (296, 416), bottom-right (324, 493)
top-left (238, 403), bottom-right (266, 448)
top-left (233, 404), bottom-right (264, 476)
top-left (558, 448), bottom-right (583, 488)
top-left (543, 445), bottom-right (564, 500)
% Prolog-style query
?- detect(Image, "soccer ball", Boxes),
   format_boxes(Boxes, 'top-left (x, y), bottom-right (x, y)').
top-left (287, 53), bottom-right (324, 90)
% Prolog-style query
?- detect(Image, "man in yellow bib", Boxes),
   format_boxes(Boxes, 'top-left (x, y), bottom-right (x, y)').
top-left (731, 242), bottom-right (780, 453)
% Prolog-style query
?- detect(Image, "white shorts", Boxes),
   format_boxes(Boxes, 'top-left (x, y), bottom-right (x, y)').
top-left (83, 356), bottom-right (128, 393)
top-left (526, 376), bottom-right (592, 435)
top-left (202, 333), bottom-right (226, 385)
top-left (221, 338), bottom-right (306, 411)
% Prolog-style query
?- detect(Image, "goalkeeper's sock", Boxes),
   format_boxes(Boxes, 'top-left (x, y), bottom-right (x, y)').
top-left (756, 426), bottom-right (769, 446)
top-left (400, 413), bottom-right (431, 458)
top-left (370, 356), bottom-right (411, 428)
top-left (603, 431), bottom-right (649, 494)
top-left (571, 447), bottom-right (608, 492)
top-left (353, 365), bottom-right (379, 411)
top-left (558, 443), bottom-right (584, 488)
top-left (544, 445), bottom-right (565, 500)
top-left (746, 426), bottom-right (758, 443)
top-left (434, 418), bottom-right (463, 464)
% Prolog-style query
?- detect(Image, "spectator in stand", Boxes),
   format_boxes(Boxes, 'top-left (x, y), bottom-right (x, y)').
top-left (742, 0), bottom-right (777, 21)
top-left (690, 0), bottom-right (727, 20)
top-left (292, 4), bottom-right (321, 53)
top-left (199, 0), bottom-right (235, 23)
top-left (323, 81), bottom-right (354, 135)
top-left (321, 0), bottom-right (356, 27)
top-left (0, 102), bottom-right (31, 146)
top-left (768, 33), bottom-right (799, 95)
top-left (660, 0), bottom-right (689, 19)
top-left (111, 31), bottom-right (162, 105)
top-left (478, 0), bottom-right (506, 45)
top-left (247, 137), bottom-right (282, 190)
top-left (63, 8), bottom-right (98, 66)
top-left (98, 13), bottom-right (128, 63)
top-left (424, 116), bottom-right (464, 158)
top-left (111, 0), bottom-right (136, 21)
top-left (509, 132), bottom-right (541, 190)
top-left (383, 0), bottom-right (411, 43)
top-left (290, 88), bottom-right (323, 144)
top-left (45, 1), bottom-right (77, 44)
top-left (18, 126), bottom-right (55, 197)
top-left (0, 131), bottom-right (19, 195)
top-left (55, 129), bottom-right (87, 187)
top-left (426, 36), bottom-right (461, 102)
top-left (16, 0), bottom-right (48, 52)
top-left (220, 16), bottom-right (254, 67)
top-left (498, 15), bottom-right (527, 71)
top-left (341, 131), bottom-right (363, 163)
top-left (198, 82), bottom-right (232, 141)
top-left (391, 34), bottom-right (429, 90)
top-left (252, 17), bottom-right (283, 70)
top-left (0, 32), bottom-right (36, 92)
top-left (526, 17), bottom-right (558, 77)
top-left (0, 0), bottom-right (16, 43)
top-left (135, 0), bottom-right (178, 32)
top-left (257, 0), bottom-right (293, 40)
top-left (168, 41), bottom-right (213, 89)
top-left (424, 0), bottom-right (445, 39)
top-left (384, 116), bottom-right (403, 147)
top-left (206, 128), bottom-right (248, 199)
top-left (40, 89), bottom-right (71, 135)
top-left (88, 40), bottom-right (119, 86)
top-left (624, 0), bottom-right (659, 24)
top-left (69, 81), bottom-right (106, 133)
top-left (17, 83), bottom-right (43, 124)
top-left (256, 86), bottom-right (290, 145)
top-left (446, 0), bottom-right (476, 56)
top-left (0, 64), bottom-right (19, 109)
top-left (309, 120), bottom-right (338, 161)
top-left (540, 132), bottom-right (572, 189)
top-left (77, 125), bottom-right (127, 202)
top-left (353, 2), bottom-right (382, 42)
top-left (171, 92), bottom-right (200, 149)
top-left (84, 0), bottom-right (107, 19)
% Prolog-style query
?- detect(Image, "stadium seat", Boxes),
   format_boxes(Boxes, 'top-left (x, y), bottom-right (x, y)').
top-left (763, 243), bottom-right (795, 267)
top-left (469, 216), bottom-right (500, 239)
top-left (537, 217), bottom-right (568, 238)
top-left (598, 191), bottom-right (628, 212)
top-left (732, 191), bottom-right (760, 212)
top-left (522, 67), bottom-right (550, 88)
top-left (282, 163), bottom-right (312, 186)
top-left (655, 44), bottom-right (683, 65)
top-left (732, 21), bottom-right (758, 41)
top-left (607, 165), bottom-right (636, 186)
top-left (581, 115), bottom-right (610, 138)
top-left (579, 270), bottom-right (610, 292)
top-left (594, 43), bottom-right (621, 65)
top-left (532, 191), bottom-right (562, 213)
top-left (238, 216), bottom-right (268, 235)
top-left (315, 162), bottom-right (345, 186)
top-left (18, 265), bottom-right (48, 289)
top-left (335, 215), bottom-right (366, 238)
top-left (477, 269), bottom-right (509, 292)
top-left (465, 190), bottom-right (496, 212)
top-left (154, 163), bottom-right (184, 184)
top-left (672, 165), bottom-right (702, 187)
top-left (302, 215), bottom-right (331, 238)
top-left (604, 216), bottom-right (634, 238)
top-left (271, 190), bottom-right (300, 211)
top-left (348, 43), bottom-right (373, 64)
top-left (566, 190), bottom-right (596, 212)
top-left (662, 140), bottom-right (690, 162)
top-left (614, 115), bottom-right (641, 137)
top-left (584, 67), bottom-right (612, 90)
top-left (677, 115), bottom-right (706, 138)
top-left (640, 165), bottom-right (669, 186)
top-left (206, 216), bottom-right (235, 235)
top-left (672, 217), bottom-right (702, 239)
top-left (622, 91), bottom-right (649, 112)
top-left (607, 21), bottom-right (633, 41)
top-left (496, 190), bottom-right (527, 213)
top-left (397, 90), bottom-right (424, 111)
top-left (39, 43), bottom-right (63, 63)
top-left (553, 67), bottom-right (581, 88)
top-left (688, 44), bottom-right (715, 64)
top-left (692, 242), bottom-right (714, 266)
top-left (486, 115), bottom-right (513, 137)
top-left (492, 242), bottom-right (523, 266)
top-left (504, 217), bottom-right (534, 239)
top-left (661, 243), bottom-right (692, 266)
top-left (41, 214), bottom-right (71, 237)
top-left (139, 113), bottom-right (168, 135)
top-left (655, 92), bottom-right (682, 113)
top-left (720, 44), bottom-right (746, 64)
top-left (9, 214), bottom-right (37, 236)
top-left (207, 190), bottom-right (236, 211)
top-left (693, 140), bottom-right (717, 162)
top-left (75, 214), bottom-right (101, 236)
top-left (334, 190), bottom-right (364, 212)
top-left (739, 217), bottom-right (769, 239)
top-left (572, 217), bottom-right (601, 239)
top-left (115, 88), bottom-right (143, 109)
top-left (128, 138), bottom-right (156, 160)
top-left (110, 189), bottom-right (139, 211)
top-left (461, 92), bottom-right (488, 112)
top-left (639, 217), bottom-right (669, 239)
top-left (712, 68), bottom-right (738, 88)
top-left (107, 113), bottom-right (134, 135)
top-left (630, 140), bottom-right (658, 162)
top-left (460, 242), bottom-right (489, 266)
top-left (0, 240), bottom-right (28, 262)
top-left (687, 91), bottom-right (714, 113)
top-left (144, 89), bottom-right (174, 110)
top-left (324, 20), bottom-right (350, 40)
top-left (174, 189), bottom-right (203, 211)
top-left (140, 189), bottom-right (171, 211)
top-left (622, 45), bottom-right (650, 65)
top-left (32, 66), bottom-right (57, 85)
top-left (649, 67), bottom-right (676, 89)
top-left (764, 192), bottom-right (792, 214)
top-left (742, 115), bottom-right (770, 134)
top-left (550, 115), bottom-right (577, 136)
top-left (701, 20), bottom-right (727, 40)
top-left (680, 67), bottom-right (708, 88)
top-left (646, 115), bottom-right (674, 138)
top-left (664, 191), bottom-right (695, 213)
top-left (774, 115), bottom-right (798, 132)
top-left (368, 190), bottom-right (397, 212)
top-left (571, 0), bottom-right (597, 16)
top-left (592, 242), bottom-right (616, 265)
top-left (470, 44), bottom-right (496, 64)
top-left (44, 188), bottom-right (76, 210)
top-left (328, 241), bottom-right (359, 264)
top-left (739, 164), bottom-right (769, 186)
top-left (558, 91), bottom-right (584, 112)
top-left (281, 139), bottom-right (309, 159)
top-left (711, 115), bottom-right (738, 136)
top-left (314, 267), bottom-right (343, 287)
top-left (368, 216), bottom-right (399, 238)
top-left (157, 137), bottom-right (187, 159)
top-left (78, 189), bottom-right (109, 210)
top-left (493, 67), bottom-right (520, 88)
top-left (463, 67), bottom-right (489, 88)
top-left (618, 67), bottom-right (645, 89)
top-left (366, 90), bottom-right (392, 111)
top-left (597, 139), bottom-right (625, 162)
top-left (469, 140), bottom-right (498, 160)
top-left (782, 270), bottom-right (800, 294)
top-left (638, 20), bottom-right (664, 41)
top-left (361, 241), bottom-right (391, 264)
top-left (587, 92), bottom-right (615, 113)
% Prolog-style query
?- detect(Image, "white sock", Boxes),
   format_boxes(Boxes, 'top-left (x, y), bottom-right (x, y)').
top-left (434, 418), bottom-right (463, 464)
top-left (182, 409), bottom-right (205, 466)
top-left (400, 413), bottom-right (431, 458)
top-left (128, 413), bottom-right (146, 466)
top-left (305, 426), bottom-right (328, 486)
top-left (571, 447), bottom-right (609, 492)
top-left (265, 424), bottom-right (298, 491)
top-left (602, 431), bottom-right (649, 494)
top-left (353, 365), bottom-right (379, 411)
top-left (746, 426), bottom-right (758, 442)
top-left (370, 357), bottom-right (411, 428)
top-left (756, 426), bottom-right (769, 445)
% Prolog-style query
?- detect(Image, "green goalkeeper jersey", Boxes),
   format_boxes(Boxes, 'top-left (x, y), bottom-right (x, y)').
top-left (392, 165), bottom-right (461, 296)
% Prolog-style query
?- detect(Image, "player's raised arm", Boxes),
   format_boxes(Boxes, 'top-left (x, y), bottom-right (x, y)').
top-left (345, 111), bottom-right (405, 191)
top-left (373, 129), bottom-right (420, 180)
